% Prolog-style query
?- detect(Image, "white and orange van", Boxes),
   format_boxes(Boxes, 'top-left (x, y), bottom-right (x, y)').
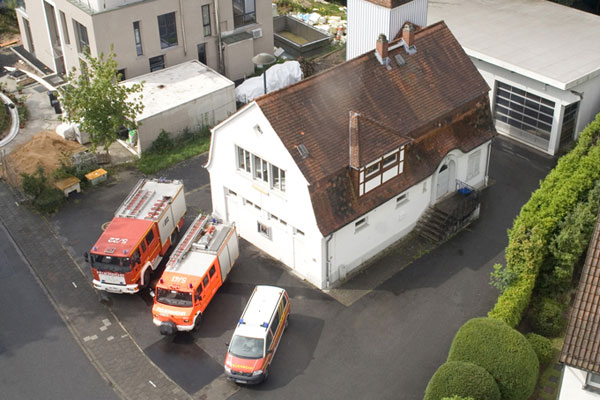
top-left (224, 285), bottom-right (290, 384)
top-left (152, 214), bottom-right (239, 335)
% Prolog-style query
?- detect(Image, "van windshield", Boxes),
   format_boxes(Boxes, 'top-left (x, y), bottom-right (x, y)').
top-left (156, 288), bottom-right (193, 307)
top-left (229, 335), bottom-right (264, 359)
top-left (91, 254), bottom-right (131, 273)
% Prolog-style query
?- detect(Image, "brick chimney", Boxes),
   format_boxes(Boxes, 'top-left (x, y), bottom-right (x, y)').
top-left (376, 34), bottom-right (388, 63)
top-left (402, 23), bottom-right (415, 47)
top-left (349, 111), bottom-right (360, 169)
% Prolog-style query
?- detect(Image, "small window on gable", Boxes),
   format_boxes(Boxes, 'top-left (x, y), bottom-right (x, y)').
top-left (254, 124), bottom-right (262, 134)
top-left (365, 162), bottom-right (380, 178)
top-left (467, 150), bottom-right (481, 181)
top-left (396, 193), bottom-right (408, 207)
top-left (383, 152), bottom-right (398, 168)
top-left (355, 217), bottom-right (368, 232)
top-left (257, 221), bottom-right (272, 239)
top-left (587, 372), bottom-right (600, 390)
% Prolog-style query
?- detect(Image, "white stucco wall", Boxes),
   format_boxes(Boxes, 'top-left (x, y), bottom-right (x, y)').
top-left (559, 366), bottom-right (600, 400)
top-left (137, 85), bottom-right (235, 153)
top-left (470, 57), bottom-right (600, 155)
top-left (206, 103), bottom-right (325, 287)
top-left (326, 143), bottom-right (490, 284)
top-left (346, 0), bottom-right (428, 60)
top-left (208, 102), bottom-right (491, 288)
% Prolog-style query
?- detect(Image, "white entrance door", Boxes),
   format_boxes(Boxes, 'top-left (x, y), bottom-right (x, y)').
top-left (292, 233), bottom-right (308, 274)
top-left (436, 160), bottom-right (455, 200)
top-left (224, 189), bottom-right (240, 226)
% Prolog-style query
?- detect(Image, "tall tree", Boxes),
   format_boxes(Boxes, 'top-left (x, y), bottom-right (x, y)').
top-left (58, 48), bottom-right (144, 155)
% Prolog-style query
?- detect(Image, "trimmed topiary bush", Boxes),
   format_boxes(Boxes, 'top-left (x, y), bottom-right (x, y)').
top-left (424, 361), bottom-right (500, 400)
top-left (530, 297), bottom-right (565, 337)
top-left (526, 333), bottom-right (553, 366)
top-left (447, 318), bottom-right (539, 400)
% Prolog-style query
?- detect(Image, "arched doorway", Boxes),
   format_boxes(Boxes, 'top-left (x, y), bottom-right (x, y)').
top-left (436, 159), bottom-right (456, 200)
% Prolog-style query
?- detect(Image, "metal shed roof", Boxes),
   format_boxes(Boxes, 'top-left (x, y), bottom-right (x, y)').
top-left (428, 0), bottom-right (600, 90)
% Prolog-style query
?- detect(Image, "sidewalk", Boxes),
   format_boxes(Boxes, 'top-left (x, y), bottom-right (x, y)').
top-left (0, 181), bottom-right (190, 400)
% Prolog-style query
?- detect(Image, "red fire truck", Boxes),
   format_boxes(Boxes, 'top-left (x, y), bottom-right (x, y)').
top-left (152, 214), bottom-right (239, 335)
top-left (86, 178), bottom-right (186, 294)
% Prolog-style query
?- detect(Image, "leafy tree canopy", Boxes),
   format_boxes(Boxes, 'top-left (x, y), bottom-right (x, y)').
top-left (58, 47), bottom-right (144, 154)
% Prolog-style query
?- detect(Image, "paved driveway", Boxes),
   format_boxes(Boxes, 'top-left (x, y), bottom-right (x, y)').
top-left (47, 136), bottom-right (554, 400)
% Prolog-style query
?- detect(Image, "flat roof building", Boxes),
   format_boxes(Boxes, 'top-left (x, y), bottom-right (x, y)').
top-left (428, 0), bottom-right (600, 155)
top-left (121, 60), bottom-right (235, 154)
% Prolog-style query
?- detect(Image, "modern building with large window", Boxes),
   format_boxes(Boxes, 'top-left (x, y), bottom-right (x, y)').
top-left (14, 0), bottom-right (273, 81)
top-left (428, 0), bottom-right (600, 155)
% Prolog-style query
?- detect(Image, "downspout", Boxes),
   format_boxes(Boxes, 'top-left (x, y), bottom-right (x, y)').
top-left (213, 0), bottom-right (224, 74)
top-left (484, 142), bottom-right (491, 187)
top-left (178, 0), bottom-right (187, 56)
top-left (325, 234), bottom-right (333, 288)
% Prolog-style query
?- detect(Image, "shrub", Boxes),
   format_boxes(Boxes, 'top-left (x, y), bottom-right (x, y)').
top-left (447, 318), bottom-right (539, 400)
top-left (489, 114), bottom-right (600, 327)
top-left (148, 130), bottom-right (174, 154)
top-left (525, 333), bottom-right (553, 366)
top-left (20, 167), bottom-right (65, 213)
top-left (424, 361), bottom-right (500, 400)
top-left (21, 167), bottom-right (47, 199)
top-left (35, 187), bottom-right (65, 214)
top-left (530, 297), bottom-right (565, 338)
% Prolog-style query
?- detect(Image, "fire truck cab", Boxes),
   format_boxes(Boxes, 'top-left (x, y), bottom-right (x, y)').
top-left (152, 214), bottom-right (239, 335)
top-left (87, 178), bottom-right (186, 294)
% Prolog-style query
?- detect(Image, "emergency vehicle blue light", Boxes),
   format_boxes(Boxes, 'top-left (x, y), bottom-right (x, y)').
top-left (261, 322), bottom-right (268, 328)
top-left (238, 318), bottom-right (244, 325)
top-left (93, 246), bottom-right (98, 251)
top-left (123, 250), bottom-right (127, 254)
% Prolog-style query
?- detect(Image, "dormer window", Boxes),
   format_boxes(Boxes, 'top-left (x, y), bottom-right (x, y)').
top-left (358, 145), bottom-right (406, 196)
top-left (382, 153), bottom-right (398, 168)
top-left (365, 162), bottom-right (380, 178)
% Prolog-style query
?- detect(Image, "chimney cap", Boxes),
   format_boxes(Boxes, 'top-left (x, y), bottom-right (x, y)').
top-left (378, 33), bottom-right (388, 41)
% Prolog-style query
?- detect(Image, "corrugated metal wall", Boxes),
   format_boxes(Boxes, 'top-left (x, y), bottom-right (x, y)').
top-left (347, 0), bottom-right (428, 61)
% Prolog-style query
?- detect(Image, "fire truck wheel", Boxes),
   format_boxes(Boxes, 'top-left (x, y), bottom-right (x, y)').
top-left (193, 313), bottom-right (202, 330)
top-left (141, 269), bottom-right (151, 289)
top-left (284, 315), bottom-right (289, 330)
top-left (262, 367), bottom-right (269, 383)
top-left (171, 229), bottom-right (179, 246)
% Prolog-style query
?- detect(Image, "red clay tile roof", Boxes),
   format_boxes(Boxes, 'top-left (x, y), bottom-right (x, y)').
top-left (561, 211), bottom-right (600, 373)
top-left (256, 21), bottom-right (495, 235)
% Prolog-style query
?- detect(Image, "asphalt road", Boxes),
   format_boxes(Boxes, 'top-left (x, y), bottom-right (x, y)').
top-left (48, 137), bottom-right (555, 400)
top-left (0, 224), bottom-right (118, 400)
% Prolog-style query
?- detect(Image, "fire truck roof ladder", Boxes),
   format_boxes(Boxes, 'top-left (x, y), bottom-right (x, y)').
top-left (165, 214), bottom-right (209, 269)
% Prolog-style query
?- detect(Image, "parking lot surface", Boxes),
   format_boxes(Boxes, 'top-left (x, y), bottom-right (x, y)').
top-left (1, 136), bottom-right (555, 400)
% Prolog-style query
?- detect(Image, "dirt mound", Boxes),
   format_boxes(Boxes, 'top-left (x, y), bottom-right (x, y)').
top-left (2, 131), bottom-right (85, 185)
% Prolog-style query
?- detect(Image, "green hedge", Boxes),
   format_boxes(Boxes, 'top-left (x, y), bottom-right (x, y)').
top-left (530, 297), bottom-right (565, 338)
top-left (489, 114), bottom-right (600, 327)
top-left (447, 318), bottom-right (538, 400)
top-left (424, 361), bottom-right (500, 400)
top-left (526, 333), bottom-right (553, 367)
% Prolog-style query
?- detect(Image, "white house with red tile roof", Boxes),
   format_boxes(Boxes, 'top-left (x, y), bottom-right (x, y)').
top-left (205, 22), bottom-right (495, 289)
